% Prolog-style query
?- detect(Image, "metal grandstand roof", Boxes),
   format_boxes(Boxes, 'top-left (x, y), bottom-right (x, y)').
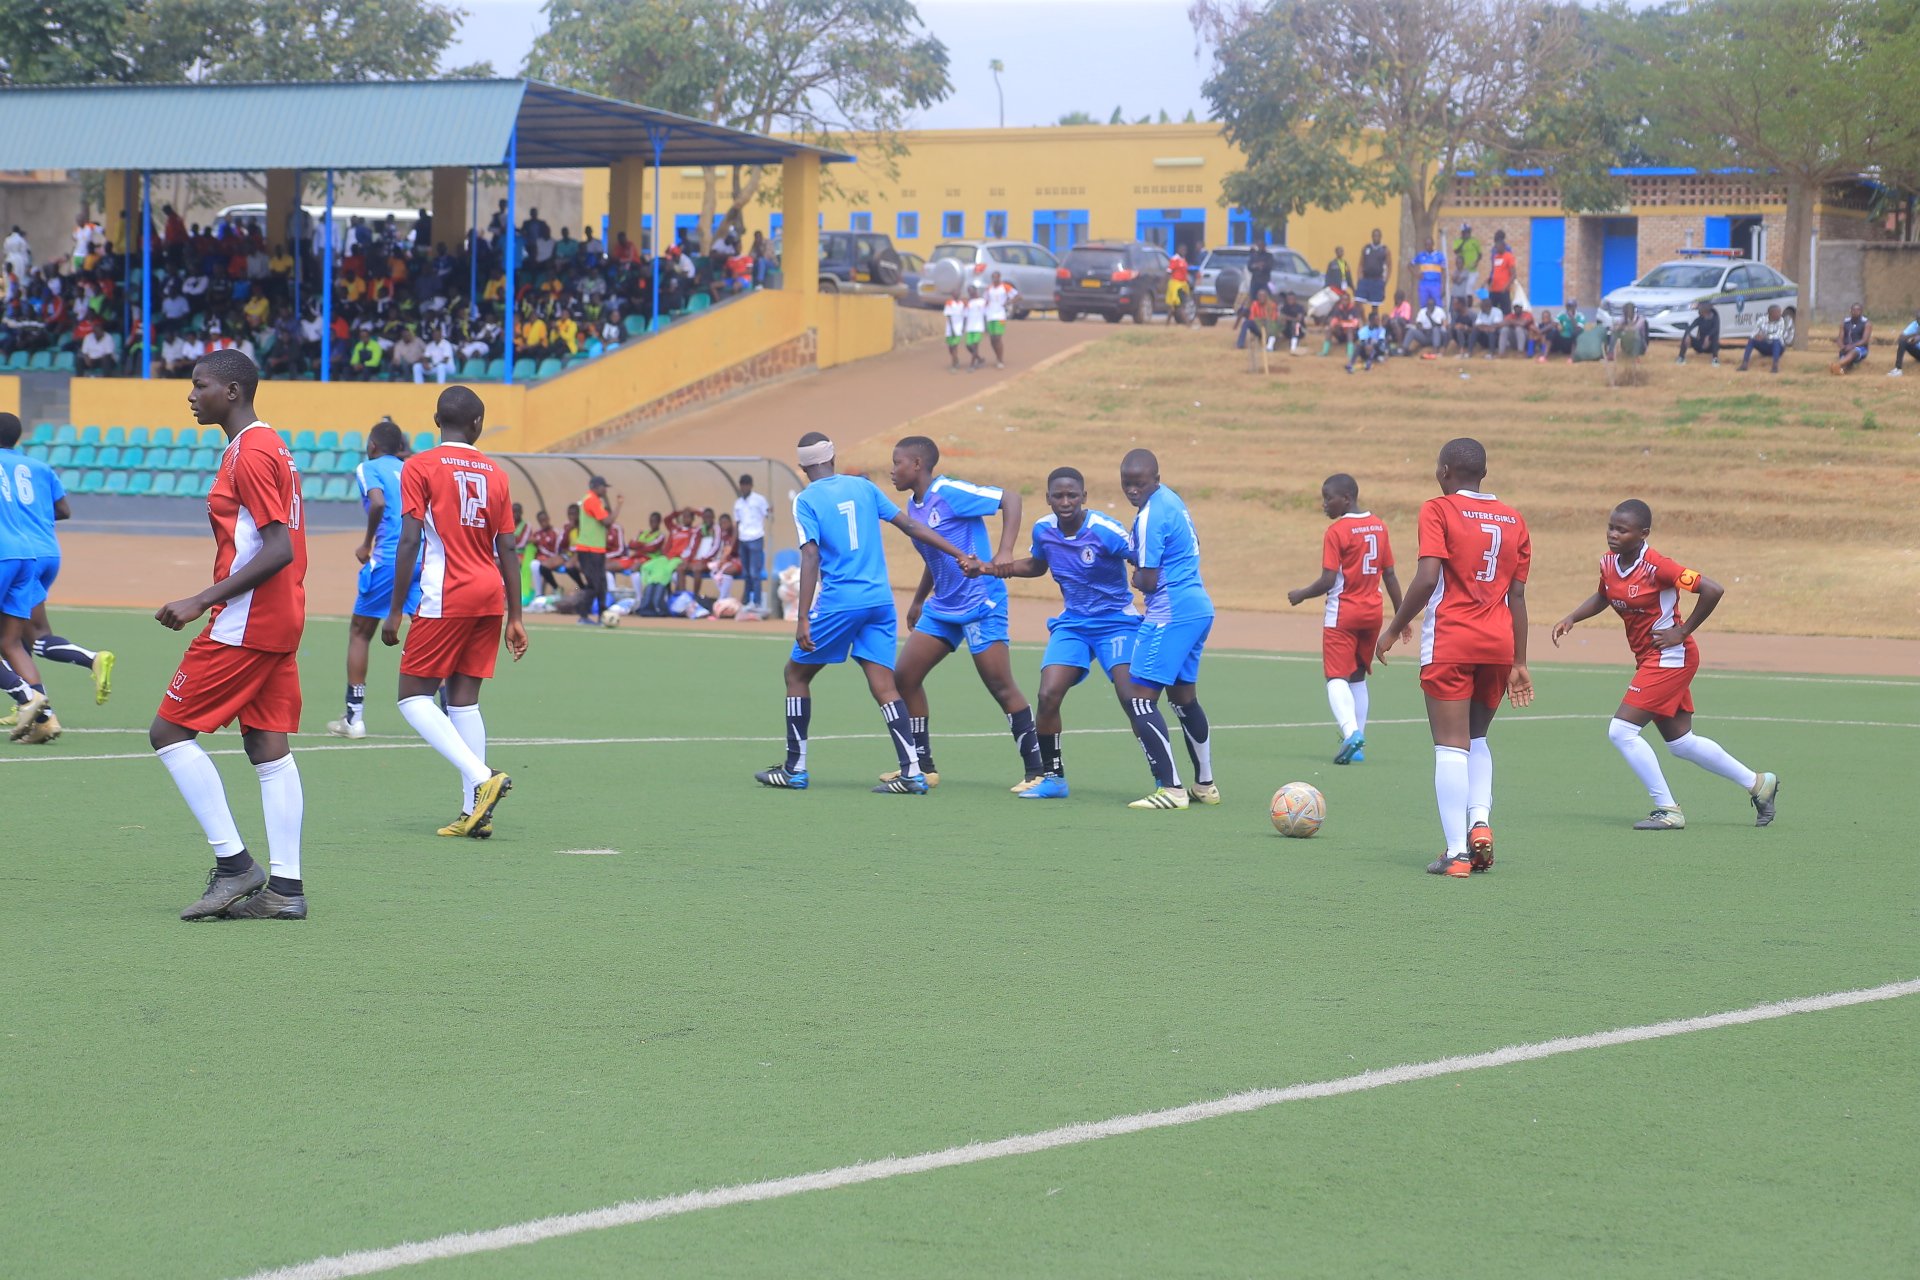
top-left (0, 79), bottom-right (848, 172)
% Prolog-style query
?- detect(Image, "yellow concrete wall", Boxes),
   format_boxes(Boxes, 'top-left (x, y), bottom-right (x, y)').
top-left (0, 375), bottom-right (18, 419)
top-left (813, 294), bottom-right (896, 369)
top-left (68, 377), bottom-right (527, 442)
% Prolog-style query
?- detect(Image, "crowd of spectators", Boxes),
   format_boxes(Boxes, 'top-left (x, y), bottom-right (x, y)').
top-left (0, 199), bottom-right (780, 379)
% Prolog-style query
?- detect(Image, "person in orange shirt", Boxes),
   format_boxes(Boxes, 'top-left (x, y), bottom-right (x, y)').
top-left (571, 476), bottom-right (623, 623)
top-left (1486, 231), bottom-right (1518, 312)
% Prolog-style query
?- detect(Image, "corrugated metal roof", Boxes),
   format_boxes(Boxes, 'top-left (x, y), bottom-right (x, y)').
top-left (0, 80), bottom-right (848, 172)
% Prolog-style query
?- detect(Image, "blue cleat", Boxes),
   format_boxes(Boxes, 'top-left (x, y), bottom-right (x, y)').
top-left (755, 765), bottom-right (809, 790)
top-left (1334, 730), bottom-right (1366, 765)
top-left (1018, 774), bottom-right (1070, 799)
top-left (1351, 747), bottom-right (1365, 763)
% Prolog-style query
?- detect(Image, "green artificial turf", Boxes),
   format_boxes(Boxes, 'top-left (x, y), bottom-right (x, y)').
top-left (3, 607), bottom-right (1915, 1279)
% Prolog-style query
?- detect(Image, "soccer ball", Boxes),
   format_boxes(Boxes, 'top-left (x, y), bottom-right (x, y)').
top-left (1270, 782), bottom-right (1326, 837)
top-left (601, 609), bottom-right (622, 628)
top-left (712, 597), bottom-right (741, 618)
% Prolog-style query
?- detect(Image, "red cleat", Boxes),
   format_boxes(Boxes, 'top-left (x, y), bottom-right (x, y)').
top-left (1426, 854), bottom-right (1472, 878)
top-left (1468, 821), bottom-right (1495, 872)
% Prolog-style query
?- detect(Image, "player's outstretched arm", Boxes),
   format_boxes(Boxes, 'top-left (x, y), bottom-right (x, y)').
top-left (1651, 574), bottom-right (1723, 650)
top-left (156, 522), bottom-right (293, 630)
top-left (381, 516), bottom-right (425, 647)
top-left (1551, 590), bottom-right (1609, 646)
top-left (1287, 568), bottom-right (1337, 606)
top-left (993, 490), bottom-right (1024, 564)
top-left (495, 530), bottom-right (528, 660)
top-left (888, 512), bottom-right (978, 572)
top-left (1377, 556), bottom-right (1441, 662)
top-left (983, 555), bottom-right (1048, 579)
top-left (1507, 581), bottom-right (1534, 707)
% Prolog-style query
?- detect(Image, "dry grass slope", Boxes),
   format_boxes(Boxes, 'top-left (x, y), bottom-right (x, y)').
top-left (847, 328), bottom-right (1920, 639)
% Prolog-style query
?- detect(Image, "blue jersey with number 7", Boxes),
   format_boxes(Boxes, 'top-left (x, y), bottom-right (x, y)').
top-left (791, 473), bottom-right (900, 613)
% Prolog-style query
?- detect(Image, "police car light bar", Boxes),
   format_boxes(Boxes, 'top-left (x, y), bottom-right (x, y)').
top-left (1677, 247), bottom-right (1746, 258)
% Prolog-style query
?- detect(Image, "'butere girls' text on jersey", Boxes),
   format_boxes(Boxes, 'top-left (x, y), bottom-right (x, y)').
top-left (791, 473), bottom-right (899, 613)
top-left (1131, 484), bottom-right (1213, 624)
top-left (1601, 546), bottom-right (1700, 668)
top-left (908, 476), bottom-right (1007, 617)
top-left (1416, 489), bottom-right (1530, 666)
top-left (1322, 512), bottom-right (1393, 630)
top-left (205, 422), bottom-right (307, 652)
top-left (1031, 510), bottom-right (1136, 618)
top-left (401, 442), bottom-right (513, 618)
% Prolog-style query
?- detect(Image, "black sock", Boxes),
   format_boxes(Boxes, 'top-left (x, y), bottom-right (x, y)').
top-left (1173, 700), bottom-right (1213, 785)
top-left (910, 715), bottom-right (936, 773)
top-left (268, 875), bottom-right (303, 896)
top-left (1008, 706), bottom-right (1042, 775)
top-left (217, 849), bottom-right (257, 875)
top-left (346, 683), bottom-right (366, 721)
top-left (1127, 697), bottom-right (1180, 788)
top-left (785, 695), bottom-right (810, 772)
top-left (35, 634), bottom-right (96, 667)
top-left (881, 699), bottom-right (918, 775)
top-left (1039, 732), bottom-right (1063, 777)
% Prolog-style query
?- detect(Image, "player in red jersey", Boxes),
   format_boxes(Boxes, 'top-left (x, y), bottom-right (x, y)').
top-left (151, 350), bottom-right (310, 921)
top-left (1287, 473), bottom-right (1403, 764)
top-left (381, 386), bottom-right (526, 838)
top-left (1378, 438), bottom-right (1532, 878)
top-left (1551, 499), bottom-right (1779, 829)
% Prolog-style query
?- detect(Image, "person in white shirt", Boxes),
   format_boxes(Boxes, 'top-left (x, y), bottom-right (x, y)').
top-left (78, 327), bottom-right (118, 376)
top-left (731, 474), bottom-right (773, 614)
top-left (1408, 301), bottom-right (1451, 354)
top-left (963, 285), bottom-right (988, 370)
top-left (71, 216), bottom-right (95, 268)
top-left (3, 226), bottom-right (30, 281)
top-left (161, 333), bottom-right (189, 376)
top-left (983, 271), bottom-right (1018, 368)
top-left (1470, 298), bottom-right (1504, 358)
top-left (943, 292), bottom-right (966, 371)
top-left (181, 271), bottom-right (209, 299)
top-left (418, 330), bottom-right (457, 383)
top-left (1736, 304), bottom-right (1790, 374)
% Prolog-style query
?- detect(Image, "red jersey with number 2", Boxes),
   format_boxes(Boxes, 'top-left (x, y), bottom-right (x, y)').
top-left (401, 442), bottom-right (513, 619)
top-left (204, 421), bottom-right (307, 652)
top-left (1416, 490), bottom-right (1530, 665)
top-left (1321, 512), bottom-right (1394, 629)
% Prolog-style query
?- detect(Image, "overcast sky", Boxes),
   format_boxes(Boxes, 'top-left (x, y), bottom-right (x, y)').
top-left (448, 0), bottom-right (1217, 131)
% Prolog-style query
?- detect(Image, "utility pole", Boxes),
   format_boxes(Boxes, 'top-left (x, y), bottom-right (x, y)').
top-left (990, 59), bottom-right (1005, 127)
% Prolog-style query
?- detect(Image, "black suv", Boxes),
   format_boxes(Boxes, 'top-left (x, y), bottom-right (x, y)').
top-left (1054, 241), bottom-right (1172, 323)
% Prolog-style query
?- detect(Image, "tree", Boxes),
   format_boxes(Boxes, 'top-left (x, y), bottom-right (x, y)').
top-left (1056, 110), bottom-right (1099, 126)
top-left (1606, 0), bottom-right (1920, 328)
top-left (527, 0), bottom-right (951, 244)
top-left (1191, 0), bottom-right (1592, 270)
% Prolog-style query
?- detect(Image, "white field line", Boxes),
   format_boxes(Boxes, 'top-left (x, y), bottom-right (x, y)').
top-left (237, 977), bottom-right (1920, 1280)
top-left (8, 712), bottom-right (1915, 767)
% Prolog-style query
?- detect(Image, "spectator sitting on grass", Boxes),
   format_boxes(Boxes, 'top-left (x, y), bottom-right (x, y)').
top-left (1322, 293), bottom-right (1361, 360)
top-left (1408, 299), bottom-right (1450, 355)
top-left (1470, 296), bottom-right (1504, 358)
top-left (1891, 308), bottom-right (1920, 376)
top-left (1236, 286), bottom-right (1274, 351)
top-left (1386, 291), bottom-right (1413, 352)
top-left (1609, 301), bottom-right (1649, 361)
top-left (1547, 304), bottom-right (1582, 358)
top-left (1831, 303), bottom-right (1871, 375)
top-left (1495, 306), bottom-right (1533, 358)
top-left (1449, 297), bottom-right (1477, 353)
top-left (1676, 299), bottom-right (1720, 366)
top-left (1736, 304), bottom-right (1790, 373)
top-left (1350, 310), bottom-right (1386, 372)
top-left (1276, 290), bottom-right (1307, 354)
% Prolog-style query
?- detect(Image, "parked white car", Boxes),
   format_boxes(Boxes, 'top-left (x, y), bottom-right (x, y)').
top-left (1601, 253), bottom-right (1797, 340)
top-left (917, 240), bottom-right (1059, 314)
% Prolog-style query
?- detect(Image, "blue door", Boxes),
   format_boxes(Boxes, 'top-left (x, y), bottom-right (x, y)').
top-left (1032, 210), bottom-right (1089, 254)
top-left (1227, 210), bottom-right (1278, 246)
top-left (1528, 216), bottom-right (1565, 306)
top-left (1136, 207), bottom-right (1208, 253)
top-left (1704, 216), bottom-right (1731, 250)
top-left (1601, 219), bottom-right (1639, 294)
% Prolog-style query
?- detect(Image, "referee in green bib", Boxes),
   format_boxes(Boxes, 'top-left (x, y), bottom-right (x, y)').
top-left (574, 476), bottom-right (622, 625)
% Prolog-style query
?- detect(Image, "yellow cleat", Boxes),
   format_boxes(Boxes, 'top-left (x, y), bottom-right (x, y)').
top-left (1010, 775), bottom-right (1044, 794)
top-left (437, 813), bottom-right (494, 838)
top-left (878, 768), bottom-right (939, 789)
top-left (1128, 786), bottom-right (1190, 811)
top-left (8, 692), bottom-right (49, 741)
top-left (1186, 782), bottom-right (1222, 805)
top-left (91, 650), bottom-right (115, 705)
top-left (0, 706), bottom-right (14, 728)
top-left (19, 712), bottom-right (61, 745)
top-left (441, 771), bottom-right (511, 837)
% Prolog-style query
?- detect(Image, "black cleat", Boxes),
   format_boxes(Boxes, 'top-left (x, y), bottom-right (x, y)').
top-left (181, 860), bottom-right (267, 920)
top-left (221, 888), bottom-right (307, 920)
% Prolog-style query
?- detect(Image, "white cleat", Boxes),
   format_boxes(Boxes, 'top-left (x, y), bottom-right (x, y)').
top-left (326, 718), bottom-right (367, 740)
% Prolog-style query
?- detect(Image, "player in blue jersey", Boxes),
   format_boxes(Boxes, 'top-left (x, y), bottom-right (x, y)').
top-left (329, 418), bottom-right (424, 738)
top-left (883, 435), bottom-right (1045, 791)
top-left (978, 466), bottom-right (1141, 799)
top-left (1120, 448), bottom-right (1219, 810)
top-left (0, 412), bottom-right (58, 741)
top-left (755, 431), bottom-right (979, 794)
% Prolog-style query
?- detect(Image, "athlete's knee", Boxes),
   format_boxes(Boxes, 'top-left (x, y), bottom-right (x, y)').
top-left (1607, 717), bottom-right (1642, 749)
top-left (149, 717), bottom-right (191, 751)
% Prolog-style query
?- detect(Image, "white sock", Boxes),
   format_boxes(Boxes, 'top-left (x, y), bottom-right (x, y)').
top-left (1666, 731), bottom-right (1757, 791)
top-left (1326, 678), bottom-right (1359, 738)
top-left (400, 695), bottom-right (492, 793)
top-left (1434, 745), bottom-right (1470, 854)
top-left (712, 572), bottom-right (734, 599)
top-left (156, 740), bottom-right (246, 858)
top-left (1467, 737), bottom-right (1493, 826)
top-left (1609, 717), bottom-right (1676, 807)
top-left (1351, 680), bottom-right (1370, 732)
top-left (447, 703), bottom-right (487, 815)
top-left (254, 754), bottom-right (303, 881)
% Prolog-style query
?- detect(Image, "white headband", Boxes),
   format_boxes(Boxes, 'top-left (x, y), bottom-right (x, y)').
top-left (796, 440), bottom-right (835, 467)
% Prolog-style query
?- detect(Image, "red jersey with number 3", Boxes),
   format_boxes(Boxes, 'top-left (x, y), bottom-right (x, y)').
top-left (1602, 546), bottom-right (1700, 668)
top-left (402, 442), bottom-right (513, 618)
top-left (1416, 489), bottom-right (1531, 665)
top-left (205, 421), bottom-right (306, 652)
top-left (1321, 512), bottom-right (1394, 629)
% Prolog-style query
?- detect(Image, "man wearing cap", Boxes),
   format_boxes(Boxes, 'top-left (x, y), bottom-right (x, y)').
top-left (574, 476), bottom-right (622, 625)
top-left (1452, 224), bottom-right (1482, 276)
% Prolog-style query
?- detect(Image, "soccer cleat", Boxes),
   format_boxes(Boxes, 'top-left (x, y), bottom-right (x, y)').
top-left (326, 717), bottom-right (367, 739)
top-left (754, 765), bottom-right (809, 790)
top-left (1019, 775), bottom-right (1070, 799)
top-left (879, 768), bottom-right (939, 789)
top-left (440, 771), bottom-right (511, 837)
top-left (1334, 730), bottom-right (1366, 765)
top-left (181, 859), bottom-right (268, 920)
top-left (1186, 782), bottom-right (1222, 805)
top-left (90, 650), bottom-right (115, 704)
top-left (1350, 747), bottom-right (1366, 763)
top-left (1426, 854), bottom-right (1472, 878)
top-left (1468, 821), bottom-right (1495, 871)
top-left (17, 712), bottom-right (61, 744)
top-left (1128, 786), bottom-right (1189, 810)
top-left (872, 773), bottom-right (929, 795)
top-left (1750, 772), bottom-right (1779, 826)
top-left (1633, 808), bottom-right (1686, 830)
top-left (8, 691), bottom-right (48, 741)
top-left (221, 888), bottom-right (307, 920)
top-left (1010, 773), bottom-right (1045, 794)
top-left (0, 705), bottom-right (13, 727)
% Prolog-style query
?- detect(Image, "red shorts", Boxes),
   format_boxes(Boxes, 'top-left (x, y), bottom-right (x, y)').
top-left (1420, 661), bottom-right (1510, 709)
top-left (1323, 624), bottom-right (1379, 679)
top-left (401, 614), bottom-right (502, 680)
top-left (1622, 656), bottom-right (1698, 717)
top-left (158, 633), bottom-right (301, 734)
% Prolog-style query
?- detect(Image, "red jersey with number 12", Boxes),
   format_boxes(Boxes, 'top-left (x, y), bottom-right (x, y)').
top-left (1601, 546), bottom-right (1701, 668)
top-left (1416, 489), bottom-right (1530, 665)
top-left (205, 421), bottom-right (307, 652)
top-left (402, 442), bottom-right (513, 618)
top-left (1321, 512), bottom-right (1394, 629)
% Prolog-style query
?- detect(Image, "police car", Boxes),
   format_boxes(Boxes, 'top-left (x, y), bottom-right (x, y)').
top-left (1601, 249), bottom-right (1797, 340)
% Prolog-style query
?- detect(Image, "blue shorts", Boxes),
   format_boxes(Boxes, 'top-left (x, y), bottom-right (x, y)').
top-left (795, 602), bottom-right (898, 667)
top-left (35, 555), bottom-right (59, 593)
top-left (354, 557), bottom-right (423, 619)
top-left (1355, 277), bottom-right (1386, 304)
top-left (1129, 616), bottom-right (1213, 689)
top-left (915, 601), bottom-right (1009, 654)
top-left (0, 557), bottom-right (47, 620)
top-left (1043, 613), bottom-right (1141, 684)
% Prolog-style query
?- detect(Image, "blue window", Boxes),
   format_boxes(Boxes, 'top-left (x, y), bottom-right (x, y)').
top-left (768, 213), bottom-right (782, 240)
top-left (942, 211), bottom-right (964, 238)
top-left (850, 211), bottom-right (872, 232)
top-left (896, 211), bottom-right (920, 240)
top-left (985, 210), bottom-right (1008, 239)
top-left (1032, 210), bottom-right (1089, 254)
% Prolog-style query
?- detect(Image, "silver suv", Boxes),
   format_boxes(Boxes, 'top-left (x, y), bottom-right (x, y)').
top-left (1194, 245), bottom-right (1319, 325)
top-left (918, 240), bottom-right (1060, 314)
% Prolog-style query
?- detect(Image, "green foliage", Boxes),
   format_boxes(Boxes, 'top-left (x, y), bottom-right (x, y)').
top-left (1056, 110), bottom-right (1099, 126)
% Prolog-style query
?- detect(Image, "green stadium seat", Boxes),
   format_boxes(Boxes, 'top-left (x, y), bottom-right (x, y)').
top-left (321, 476), bottom-right (353, 502)
top-left (483, 358), bottom-right (506, 381)
top-left (76, 469), bottom-right (105, 494)
top-left (78, 426), bottom-right (102, 445)
top-left (293, 431), bottom-right (318, 451)
top-left (292, 449), bottom-right (313, 471)
top-left (24, 443), bottom-right (48, 460)
top-left (459, 358), bottom-right (487, 380)
top-left (72, 445), bottom-right (97, 467)
top-left (127, 471), bottom-right (153, 496)
top-left (511, 358), bottom-right (537, 381)
top-left (624, 315), bottom-right (648, 337)
top-left (3, 351), bottom-right (28, 371)
top-left (97, 446), bottom-right (122, 468)
top-left (148, 428), bottom-right (173, 448)
top-left (53, 424), bottom-right (78, 444)
top-left (412, 432), bottom-right (434, 453)
top-left (184, 472), bottom-right (213, 498)
top-left (51, 351), bottom-right (75, 373)
top-left (104, 426), bottom-right (127, 446)
top-left (687, 293), bottom-right (712, 313)
top-left (310, 450), bottom-right (337, 475)
top-left (649, 315), bottom-right (670, 333)
top-left (126, 427), bottom-right (150, 448)
top-left (534, 357), bottom-right (564, 380)
top-left (276, 430), bottom-right (293, 447)
top-left (301, 474), bottom-right (323, 501)
top-left (151, 472), bottom-right (179, 497)
top-left (48, 444), bottom-right (74, 467)
top-left (339, 431), bottom-right (364, 454)
top-left (189, 428), bottom-right (218, 448)
top-left (29, 423), bottom-right (56, 445)
top-left (189, 448), bottom-right (218, 469)
top-left (317, 431), bottom-right (339, 451)
top-left (121, 446), bottom-right (146, 468)
top-left (164, 447), bottom-right (191, 469)
top-left (103, 471), bottom-right (130, 494)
